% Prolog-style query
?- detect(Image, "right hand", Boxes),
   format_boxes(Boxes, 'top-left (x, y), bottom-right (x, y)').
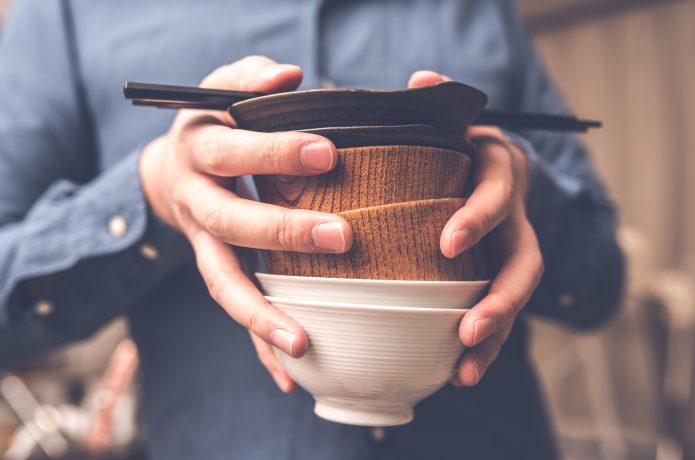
top-left (139, 56), bottom-right (353, 392)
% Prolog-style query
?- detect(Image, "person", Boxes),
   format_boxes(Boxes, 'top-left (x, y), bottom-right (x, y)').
top-left (0, 0), bottom-right (624, 458)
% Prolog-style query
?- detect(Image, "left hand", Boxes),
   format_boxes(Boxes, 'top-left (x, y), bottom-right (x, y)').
top-left (408, 71), bottom-right (545, 386)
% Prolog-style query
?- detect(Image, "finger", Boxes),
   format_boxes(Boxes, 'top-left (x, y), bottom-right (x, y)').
top-left (465, 125), bottom-right (506, 140)
top-left (458, 218), bottom-right (543, 348)
top-left (180, 175), bottom-right (352, 253)
top-left (407, 70), bottom-right (451, 88)
top-left (453, 327), bottom-right (510, 386)
top-left (187, 125), bottom-right (337, 176)
top-left (440, 141), bottom-right (515, 258)
top-left (187, 227), bottom-right (309, 358)
top-left (201, 55), bottom-right (303, 94)
top-left (250, 332), bottom-right (297, 394)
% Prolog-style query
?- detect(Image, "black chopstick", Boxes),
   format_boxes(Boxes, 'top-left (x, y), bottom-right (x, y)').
top-left (124, 81), bottom-right (263, 106)
top-left (124, 82), bottom-right (601, 133)
top-left (475, 109), bottom-right (601, 133)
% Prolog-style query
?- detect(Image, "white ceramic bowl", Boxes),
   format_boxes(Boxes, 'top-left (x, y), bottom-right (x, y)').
top-left (256, 273), bottom-right (489, 309)
top-left (266, 296), bottom-right (468, 427)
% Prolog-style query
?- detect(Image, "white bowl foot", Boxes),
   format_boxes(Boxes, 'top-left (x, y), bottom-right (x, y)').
top-left (314, 399), bottom-right (414, 427)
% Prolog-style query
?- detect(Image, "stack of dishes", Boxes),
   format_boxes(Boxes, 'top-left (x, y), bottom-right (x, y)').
top-left (242, 82), bottom-right (492, 426)
top-left (258, 274), bottom-right (489, 426)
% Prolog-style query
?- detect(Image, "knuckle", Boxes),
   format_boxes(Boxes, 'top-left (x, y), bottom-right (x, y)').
top-left (467, 208), bottom-right (492, 242)
top-left (242, 54), bottom-right (271, 66)
top-left (246, 307), bottom-right (264, 335)
top-left (199, 137), bottom-right (230, 172)
top-left (170, 184), bottom-right (188, 211)
top-left (204, 206), bottom-right (233, 239)
top-left (203, 272), bottom-right (224, 303)
top-left (267, 211), bottom-right (298, 251)
top-left (258, 135), bottom-right (287, 171)
top-left (504, 303), bottom-right (519, 322)
top-left (488, 292), bottom-right (518, 323)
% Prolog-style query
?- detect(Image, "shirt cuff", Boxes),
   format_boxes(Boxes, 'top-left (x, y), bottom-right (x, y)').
top-left (3, 149), bottom-right (193, 325)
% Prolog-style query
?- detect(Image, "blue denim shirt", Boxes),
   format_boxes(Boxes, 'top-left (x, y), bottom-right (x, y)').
top-left (0, 1), bottom-right (623, 458)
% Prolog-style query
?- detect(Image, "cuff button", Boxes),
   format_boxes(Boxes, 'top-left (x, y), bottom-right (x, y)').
top-left (139, 244), bottom-right (159, 261)
top-left (34, 300), bottom-right (55, 317)
top-left (370, 427), bottom-right (386, 443)
top-left (558, 293), bottom-right (575, 308)
top-left (108, 215), bottom-right (128, 238)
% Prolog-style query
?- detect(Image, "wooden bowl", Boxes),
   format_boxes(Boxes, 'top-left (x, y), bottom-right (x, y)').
top-left (262, 198), bottom-right (486, 281)
top-left (255, 144), bottom-right (471, 213)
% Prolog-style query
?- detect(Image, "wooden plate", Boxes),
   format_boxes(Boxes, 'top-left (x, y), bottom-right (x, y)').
top-left (230, 81), bottom-right (487, 135)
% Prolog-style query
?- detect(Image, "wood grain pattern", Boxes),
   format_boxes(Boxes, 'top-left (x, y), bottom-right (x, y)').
top-left (263, 198), bottom-right (486, 281)
top-left (230, 81), bottom-right (488, 135)
top-left (255, 145), bottom-right (472, 213)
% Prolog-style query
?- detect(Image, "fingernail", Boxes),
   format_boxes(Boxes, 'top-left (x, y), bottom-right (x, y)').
top-left (300, 142), bottom-right (334, 171)
top-left (449, 229), bottom-right (469, 258)
top-left (473, 361), bottom-right (481, 384)
top-left (270, 328), bottom-right (296, 356)
top-left (473, 317), bottom-right (495, 345)
top-left (311, 221), bottom-right (347, 253)
top-left (261, 63), bottom-right (300, 80)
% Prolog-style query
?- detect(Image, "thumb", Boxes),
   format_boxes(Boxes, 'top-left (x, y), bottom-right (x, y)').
top-left (202, 55), bottom-right (304, 94)
top-left (407, 70), bottom-right (452, 89)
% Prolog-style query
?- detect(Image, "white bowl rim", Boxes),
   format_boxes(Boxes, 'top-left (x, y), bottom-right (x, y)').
top-left (265, 296), bottom-right (471, 314)
top-left (256, 272), bottom-right (491, 288)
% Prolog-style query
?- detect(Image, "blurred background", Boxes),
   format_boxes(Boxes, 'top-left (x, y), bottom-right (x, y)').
top-left (0, 0), bottom-right (693, 459)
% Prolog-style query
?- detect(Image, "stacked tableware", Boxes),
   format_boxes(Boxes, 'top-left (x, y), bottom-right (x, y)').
top-left (235, 82), bottom-right (491, 425)
top-left (258, 274), bottom-right (488, 426)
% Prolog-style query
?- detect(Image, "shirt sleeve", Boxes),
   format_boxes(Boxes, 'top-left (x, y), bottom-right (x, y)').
top-left (0, 0), bottom-right (193, 367)
top-left (500, 1), bottom-right (625, 329)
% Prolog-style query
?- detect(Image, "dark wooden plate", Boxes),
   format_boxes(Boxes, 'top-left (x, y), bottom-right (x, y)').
top-left (229, 81), bottom-right (488, 135)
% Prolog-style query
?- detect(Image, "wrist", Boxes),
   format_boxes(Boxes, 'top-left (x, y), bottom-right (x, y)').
top-left (139, 136), bottom-right (180, 231)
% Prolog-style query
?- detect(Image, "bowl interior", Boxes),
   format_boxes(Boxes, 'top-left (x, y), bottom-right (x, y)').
top-left (258, 275), bottom-right (489, 309)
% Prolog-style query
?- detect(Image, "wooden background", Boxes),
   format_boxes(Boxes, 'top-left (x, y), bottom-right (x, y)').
top-left (521, 0), bottom-right (694, 281)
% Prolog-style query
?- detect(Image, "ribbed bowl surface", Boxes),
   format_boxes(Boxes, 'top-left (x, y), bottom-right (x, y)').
top-left (266, 296), bottom-right (467, 426)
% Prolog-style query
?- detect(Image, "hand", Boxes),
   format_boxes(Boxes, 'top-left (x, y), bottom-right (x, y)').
top-left (409, 71), bottom-right (544, 386)
top-left (140, 56), bottom-right (353, 393)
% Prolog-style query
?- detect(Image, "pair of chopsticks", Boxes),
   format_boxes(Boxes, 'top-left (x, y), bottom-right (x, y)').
top-left (124, 81), bottom-right (602, 133)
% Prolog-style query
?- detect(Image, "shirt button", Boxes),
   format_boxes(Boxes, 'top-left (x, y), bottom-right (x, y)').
top-left (108, 215), bottom-right (128, 238)
top-left (34, 300), bottom-right (55, 317)
top-left (139, 243), bottom-right (159, 261)
top-left (321, 78), bottom-right (336, 89)
top-left (370, 427), bottom-right (386, 443)
top-left (558, 293), bottom-right (575, 308)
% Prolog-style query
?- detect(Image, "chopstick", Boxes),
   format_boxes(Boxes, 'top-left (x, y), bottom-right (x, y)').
top-left (124, 82), bottom-right (263, 109)
top-left (124, 82), bottom-right (602, 133)
top-left (474, 110), bottom-right (601, 133)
